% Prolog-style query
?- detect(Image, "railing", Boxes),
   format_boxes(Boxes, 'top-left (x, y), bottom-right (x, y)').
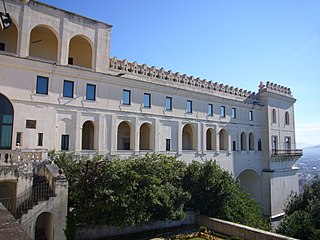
top-left (0, 149), bottom-right (48, 166)
top-left (271, 149), bottom-right (303, 157)
top-left (0, 179), bottom-right (55, 219)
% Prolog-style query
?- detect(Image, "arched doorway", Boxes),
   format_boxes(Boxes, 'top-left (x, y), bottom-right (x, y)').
top-left (219, 129), bottom-right (228, 150)
top-left (139, 123), bottom-right (153, 150)
top-left (0, 21), bottom-right (18, 53)
top-left (206, 128), bottom-right (216, 150)
top-left (82, 121), bottom-right (95, 150)
top-left (249, 132), bottom-right (254, 150)
top-left (68, 35), bottom-right (92, 68)
top-left (240, 132), bottom-right (247, 150)
top-left (0, 94), bottom-right (14, 149)
top-left (237, 170), bottom-right (262, 204)
top-left (29, 25), bottom-right (58, 61)
top-left (35, 212), bottom-right (53, 240)
top-left (117, 121), bottom-right (131, 150)
top-left (182, 124), bottom-right (196, 150)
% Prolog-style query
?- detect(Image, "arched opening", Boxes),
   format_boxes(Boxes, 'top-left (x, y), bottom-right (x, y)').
top-left (139, 123), bottom-right (153, 150)
top-left (82, 121), bottom-right (95, 150)
top-left (0, 94), bottom-right (14, 149)
top-left (182, 124), bottom-right (196, 150)
top-left (238, 170), bottom-right (262, 205)
top-left (0, 181), bottom-right (16, 216)
top-left (240, 132), bottom-right (247, 150)
top-left (35, 212), bottom-right (53, 240)
top-left (249, 133), bottom-right (254, 150)
top-left (29, 25), bottom-right (58, 61)
top-left (219, 129), bottom-right (228, 150)
top-left (117, 121), bottom-right (131, 150)
top-left (206, 128), bottom-right (216, 150)
top-left (0, 21), bottom-right (18, 53)
top-left (285, 111), bottom-right (290, 125)
top-left (258, 139), bottom-right (262, 151)
top-left (69, 35), bottom-right (92, 68)
top-left (272, 109), bottom-right (277, 123)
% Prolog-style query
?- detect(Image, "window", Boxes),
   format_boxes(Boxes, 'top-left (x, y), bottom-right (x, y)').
top-left (249, 110), bottom-right (253, 121)
top-left (232, 108), bottom-right (236, 119)
top-left (16, 132), bottom-right (22, 146)
top-left (86, 84), bottom-right (96, 101)
top-left (272, 109), bottom-right (277, 123)
top-left (37, 133), bottom-right (43, 146)
top-left (272, 136), bottom-right (277, 150)
top-left (68, 57), bottom-right (74, 65)
top-left (26, 120), bottom-right (36, 129)
top-left (122, 89), bottom-right (131, 105)
top-left (285, 112), bottom-right (290, 125)
top-left (61, 134), bottom-right (69, 151)
top-left (36, 76), bottom-right (49, 95)
top-left (0, 42), bottom-right (5, 51)
top-left (186, 100), bottom-right (192, 113)
top-left (144, 93), bottom-right (151, 108)
top-left (220, 106), bottom-right (225, 117)
top-left (63, 80), bottom-right (74, 98)
top-left (165, 97), bottom-right (172, 110)
top-left (258, 139), bottom-right (262, 151)
top-left (166, 139), bottom-right (171, 151)
top-left (208, 104), bottom-right (213, 116)
top-left (285, 137), bottom-right (291, 150)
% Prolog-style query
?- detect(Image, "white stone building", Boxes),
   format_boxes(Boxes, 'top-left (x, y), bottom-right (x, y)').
top-left (0, 0), bottom-right (302, 235)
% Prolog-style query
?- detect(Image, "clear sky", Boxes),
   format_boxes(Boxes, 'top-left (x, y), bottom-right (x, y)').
top-left (39, 0), bottom-right (320, 146)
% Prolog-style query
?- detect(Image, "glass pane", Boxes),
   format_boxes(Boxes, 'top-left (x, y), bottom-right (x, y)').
top-left (144, 93), bottom-right (150, 108)
top-left (166, 97), bottom-right (172, 110)
top-left (86, 84), bottom-right (96, 101)
top-left (123, 90), bottom-right (130, 105)
top-left (63, 80), bottom-right (74, 98)
top-left (2, 114), bottom-right (13, 124)
top-left (1, 125), bottom-right (12, 148)
top-left (36, 76), bottom-right (49, 95)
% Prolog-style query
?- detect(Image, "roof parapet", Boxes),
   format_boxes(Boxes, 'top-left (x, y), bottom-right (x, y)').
top-left (259, 81), bottom-right (292, 96)
top-left (110, 57), bottom-right (259, 100)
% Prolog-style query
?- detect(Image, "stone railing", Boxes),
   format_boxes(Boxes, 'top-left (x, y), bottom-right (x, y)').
top-left (259, 81), bottom-right (292, 95)
top-left (110, 57), bottom-right (259, 99)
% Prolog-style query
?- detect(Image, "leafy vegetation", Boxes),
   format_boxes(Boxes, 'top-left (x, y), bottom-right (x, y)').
top-left (51, 152), bottom-right (268, 239)
top-left (276, 179), bottom-right (320, 239)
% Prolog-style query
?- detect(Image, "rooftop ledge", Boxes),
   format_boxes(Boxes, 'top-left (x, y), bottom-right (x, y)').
top-left (109, 57), bottom-right (293, 99)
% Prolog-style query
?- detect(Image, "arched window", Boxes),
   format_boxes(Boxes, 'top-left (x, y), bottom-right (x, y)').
top-left (285, 112), bottom-right (290, 125)
top-left (272, 109), bottom-right (276, 123)
top-left (249, 133), bottom-right (254, 150)
top-left (29, 25), bottom-right (58, 61)
top-left (117, 121), bottom-right (131, 150)
top-left (182, 124), bottom-right (196, 150)
top-left (0, 94), bottom-right (14, 149)
top-left (69, 35), bottom-right (92, 68)
top-left (219, 129), bottom-right (228, 150)
top-left (240, 132), bottom-right (247, 150)
top-left (82, 121), bottom-right (95, 150)
top-left (0, 21), bottom-right (18, 53)
top-left (206, 128), bottom-right (216, 150)
top-left (139, 123), bottom-right (153, 150)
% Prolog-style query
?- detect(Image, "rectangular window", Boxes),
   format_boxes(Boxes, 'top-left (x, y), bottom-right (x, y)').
top-left (68, 57), bottom-right (74, 65)
top-left (186, 100), bottom-right (192, 113)
top-left (220, 106), bottom-right (225, 117)
top-left (37, 133), bottom-right (43, 146)
top-left (63, 80), bottom-right (74, 98)
top-left (144, 93), bottom-right (151, 108)
top-left (165, 96), bottom-right (172, 110)
top-left (232, 141), bottom-right (236, 151)
top-left (16, 132), bottom-right (22, 146)
top-left (36, 76), bottom-right (49, 95)
top-left (122, 89), bottom-right (131, 105)
top-left (249, 110), bottom-right (253, 121)
top-left (232, 108), bottom-right (236, 119)
top-left (0, 42), bottom-right (5, 51)
top-left (208, 104), bottom-right (213, 116)
top-left (285, 137), bottom-right (291, 150)
top-left (166, 139), bottom-right (171, 151)
top-left (61, 134), bottom-right (69, 151)
top-left (86, 84), bottom-right (96, 101)
top-left (26, 120), bottom-right (36, 129)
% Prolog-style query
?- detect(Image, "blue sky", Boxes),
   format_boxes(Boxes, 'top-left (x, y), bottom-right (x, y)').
top-left (40, 0), bottom-right (320, 146)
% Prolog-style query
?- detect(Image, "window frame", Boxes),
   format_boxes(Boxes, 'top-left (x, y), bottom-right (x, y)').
top-left (144, 93), bottom-right (151, 108)
top-left (61, 134), bottom-right (69, 151)
top-left (186, 100), bottom-right (192, 113)
top-left (63, 80), bottom-right (74, 98)
top-left (165, 96), bottom-right (172, 111)
top-left (166, 139), bottom-right (171, 151)
top-left (249, 110), bottom-right (253, 121)
top-left (37, 133), bottom-right (43, 146)
top-left (220, 106), bottom-right (226, 117)
top-left (86, 83), bottom-right (96, 101)
top-left (122, 89), bottom-right (131, 105)
top-left (36, 76), bottom-right (49, 95)
top-left (231, 108), bottom-right (236, 119)
top-left (208, 103), bottom-right (213, 116)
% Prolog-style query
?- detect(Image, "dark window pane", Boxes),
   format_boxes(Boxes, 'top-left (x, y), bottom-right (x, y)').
top-left (36, 76), bottom-right (49, 95)
top-left (61, 134), bottom-right (69, 150)
top-left (0, 42), bottom-right (5, 51)
top-left (144, 93), bottom-right (151, 108)
top-left (86, 84), bottom-right (96, 101)
top-left (68, 57), bottom-right (74, 65)
top-left (166, 139), bottom-right (171, 151)
top-left (166, 97), bottom-right (172, 110)
top-left (38, 133), bottom-right (43, 146)
top-left (26, 120), bottom-right (36, 129)
top-left (123, 90), bottom-right (131, 105)
top-left (187, 100), bottom-right (192, 113)
top-left (208, 104), bottom-right (213, 116)
top-left (63, 80), bottom-right (74, 98)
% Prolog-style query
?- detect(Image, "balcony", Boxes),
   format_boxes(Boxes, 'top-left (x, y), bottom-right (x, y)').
top-left (271, 149), bottom-right (303, 161)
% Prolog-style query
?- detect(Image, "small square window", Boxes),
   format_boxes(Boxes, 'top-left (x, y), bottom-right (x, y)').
top-left (122, 89), bottom-right (131, 105)
top-left (249, 110), bottom-right (253, 121)
top-left (38, 133), bottom-right (43, 146)
top-left (220, 106), bottom-right (225, 117)
top-left (232, 108), bottom-right (236, 119)
top-left (68, 57), bottom-right (74, 65)
top-left (26, 120), bottom-right (36, 129)
top-left (36, 76), bottom-right (49, 95)
top-left (0, 42), bottom-right (5, 51)
top-left (86, 84), bottom-right (96, 101)
top-left (186, 100), bottom-right (192, 113)
top-left (165, 97), bottom-right (172, 110)
top-left (208, 104), bottom-right (213, 116)
top-left (63, 80), bottom-right (74, 98)
top-left (144, 93), bottom-right (151, 108)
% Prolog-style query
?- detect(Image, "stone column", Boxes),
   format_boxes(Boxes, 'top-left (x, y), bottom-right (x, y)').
top-left (177, 121), bottom-right (182, 154)
top-left (154, 118), bottom-right (159, 153)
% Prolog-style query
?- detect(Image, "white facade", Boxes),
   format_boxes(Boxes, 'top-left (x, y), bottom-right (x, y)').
top-left (0, 0), bottom-right (302, 226)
